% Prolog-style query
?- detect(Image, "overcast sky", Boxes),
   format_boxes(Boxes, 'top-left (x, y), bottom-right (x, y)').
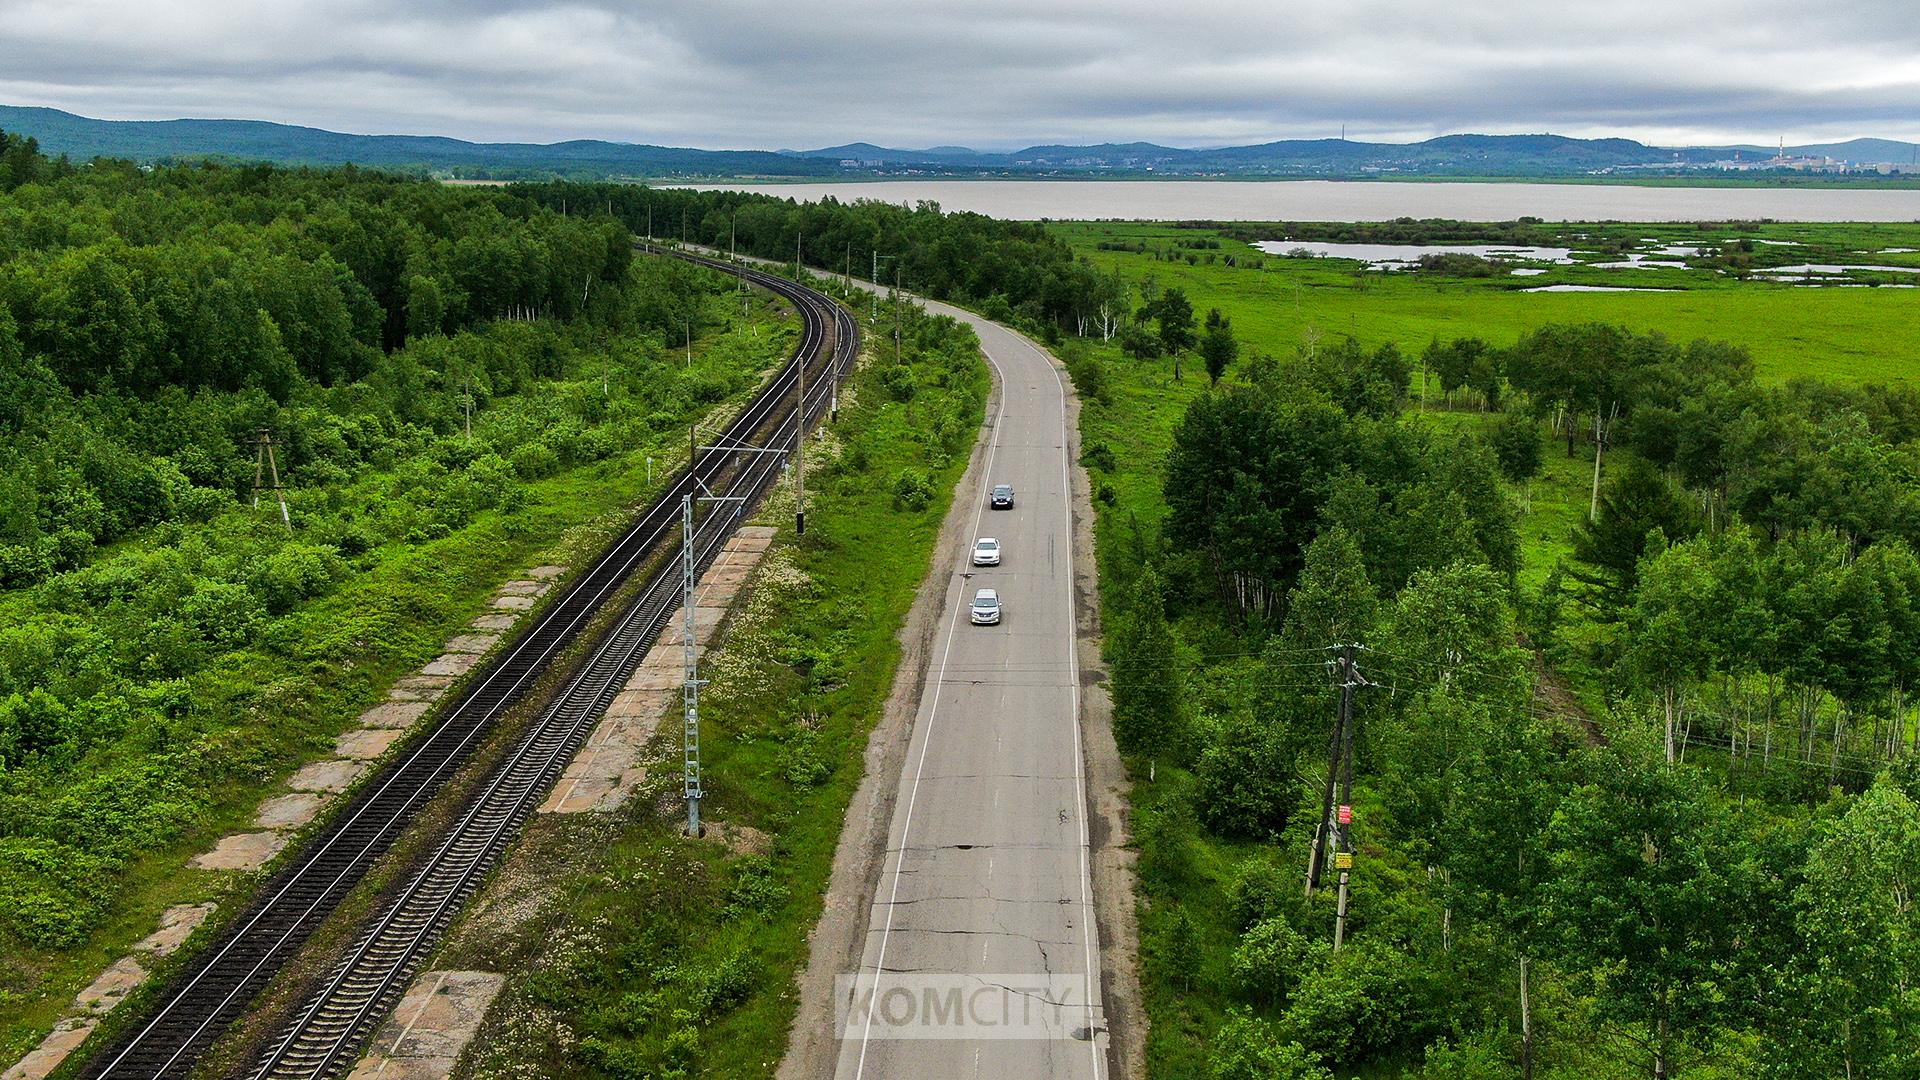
top-left (1, 0), bottom-right (1916, 150)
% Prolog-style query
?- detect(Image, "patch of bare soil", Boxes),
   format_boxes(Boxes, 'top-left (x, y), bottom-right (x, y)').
top-left (1523, 633), bottom-right (1606, 746)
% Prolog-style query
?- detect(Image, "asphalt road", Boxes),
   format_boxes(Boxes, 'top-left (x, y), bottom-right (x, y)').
top-left (832, 301), bottom-right (1107, 1080)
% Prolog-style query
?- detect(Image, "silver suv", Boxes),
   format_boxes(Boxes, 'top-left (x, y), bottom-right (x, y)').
top-left (970, 589), bottom-right (1001, 625)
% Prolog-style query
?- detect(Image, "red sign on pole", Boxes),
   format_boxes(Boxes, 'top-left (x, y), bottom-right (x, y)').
top-left (1337, 805), bottom-right (1353, 825)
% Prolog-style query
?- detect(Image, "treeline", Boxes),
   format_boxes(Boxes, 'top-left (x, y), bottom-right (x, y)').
top-left (510, 181), bottom-right (1134, 338)
top-left (1158, 343), bottom-right (1514, 622)
top-left (0, 134), bottom-right (723, 586)
top-left (1218, 217), bottom-right (1555, 248)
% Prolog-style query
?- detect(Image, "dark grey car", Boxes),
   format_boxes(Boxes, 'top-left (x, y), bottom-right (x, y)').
top-left (990, 484), bottom-right (1015, 509)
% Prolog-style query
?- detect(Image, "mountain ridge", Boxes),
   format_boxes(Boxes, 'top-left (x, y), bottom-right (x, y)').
top-left (2, 105), bottom-right (1914, 179)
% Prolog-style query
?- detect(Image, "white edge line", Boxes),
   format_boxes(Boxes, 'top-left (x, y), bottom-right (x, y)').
top-left (853, 304), bottom-right (1010, 1080)
top-left (1005, 322), bottom-right (1103, 1080)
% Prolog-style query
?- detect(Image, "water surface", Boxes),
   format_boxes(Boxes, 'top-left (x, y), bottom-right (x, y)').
top-left (1251, 240), bottom-right (1574, 267)
top-left (667, 179), bottom-right (1920, 222)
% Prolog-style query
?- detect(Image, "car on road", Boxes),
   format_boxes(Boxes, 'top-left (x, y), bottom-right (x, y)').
top-left (990, 484), bottom-right (1015, 509)
top-left (970, 589), bottom-right (1001, 625)
top-left (972, 537), bottom-right (1001, 566)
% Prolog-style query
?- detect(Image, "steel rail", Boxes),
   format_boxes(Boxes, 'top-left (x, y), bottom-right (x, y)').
top-left (80, 249), bottom-right (857, 1079)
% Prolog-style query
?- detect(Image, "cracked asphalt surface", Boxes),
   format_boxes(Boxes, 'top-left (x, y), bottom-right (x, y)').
top-left (832, 304), bottom-right (1107, 1080)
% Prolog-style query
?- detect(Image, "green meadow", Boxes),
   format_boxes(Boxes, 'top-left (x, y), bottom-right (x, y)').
top-left (1053, 220), bottom-right (1920, 385)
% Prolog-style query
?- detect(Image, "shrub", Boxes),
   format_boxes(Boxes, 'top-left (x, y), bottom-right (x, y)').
top-left (1229, 916), bottom-right (1323, 1007)
top-left (779, 729), bottom-right (832, 789)
top-left (1210, 1009), bottom-right (1331, 1080)
top-left (249, 543), bottom-right (342, 614)
top-left (1229, 854), bottom-right (1306, 932)
top-left (881, 364), bottom-right (918, 402)
top-left (509, 440), bottom-right (561, 480)
top-left (0, 837), bottom-right (115, 948)
top-left (891, 468), bottom-right (934, 511)
top-left (696, 951), bottom-right (756, 1016)
top-left (1282, 940), bottom-right (1448, 1065)
top-left (1487, 412), bottom-right (1543, 482)
top-left (1418, 1032), bottom-right (1517, 1080)
top-left (722, 855), bottom-right (792, 920)
top-left (1194, 720), bottom-right (1294, 840)
top-left (1069, 354), bottom-right (1114, 406)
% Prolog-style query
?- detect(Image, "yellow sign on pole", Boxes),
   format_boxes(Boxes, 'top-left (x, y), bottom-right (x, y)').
top-left (1334, 852), bottom-right (1354, 870)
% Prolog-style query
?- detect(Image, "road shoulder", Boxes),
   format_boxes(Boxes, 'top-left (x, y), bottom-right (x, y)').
top-left (1055, 336), bottom-right (1146, 1080)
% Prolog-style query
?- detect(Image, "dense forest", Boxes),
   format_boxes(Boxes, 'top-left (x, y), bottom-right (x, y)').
top-left (511, 181), bottom-right (1129, 338)
top-left (1084, 311), bottom-right (1920, 1078)
top-left (0, 130), bottom-right (776, 987)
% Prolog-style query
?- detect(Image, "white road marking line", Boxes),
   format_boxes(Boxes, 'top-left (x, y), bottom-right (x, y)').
top-left (854, 332), bottom-right (1011, 1079)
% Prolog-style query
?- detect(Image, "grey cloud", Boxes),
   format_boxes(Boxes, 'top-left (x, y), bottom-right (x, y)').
top-left (0, 0), bottom-right (1914, 148)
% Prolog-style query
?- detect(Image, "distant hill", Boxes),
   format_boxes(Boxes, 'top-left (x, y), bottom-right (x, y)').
top-left (0, 105), bottom-right (838, 178)
top-left (786, 132), bottom-right (1920, 176)
top-left (1, 105), bottom-right (1914, 180)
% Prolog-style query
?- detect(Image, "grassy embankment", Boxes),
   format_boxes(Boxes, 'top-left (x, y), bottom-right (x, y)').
top-left (1056, 219), bottom-right (1920, 1075)
top-left (442, 288), bottom-right (990, 1079)
top-left (0, 286), bottom-right (795, 1063)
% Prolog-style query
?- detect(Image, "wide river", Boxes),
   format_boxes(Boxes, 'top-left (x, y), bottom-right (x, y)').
top-left (665, 179), bottom-right (1920, 222)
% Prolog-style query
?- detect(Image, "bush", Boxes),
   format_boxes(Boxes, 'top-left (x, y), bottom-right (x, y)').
top-left (248, 543), bottom-right (342, 614)
top-left (696, 951), bottom-right (756, 1016)
top-left (881, 364), bottom-right (918, 402)
top-left (891, 468), bottom-right (934, 511)
top-left (1229, 854), bottom-right (1306, 932)
top-left (1418, 1032), bottom-right (1518, 1080)
top-left (1230, 916), bottom-right (1323, 1007)
top-left (1069, 354), bottom-right (1114, 406)
top-left (1080, 440), bottom-right (1117, 473)
top-left (0, 837), bottom-right (115, 948)
top-left (722, 855), bottom-right (792, 921)
top-left (779, 729), bottom-right (832, 788)
top-left (1194, 720), bottom-right (1294, 840)
top-left (1210, 1009), bottom-right (1332, 1080)
top-left (1134, 797), bottom-right (1198, 892)
top-left (509, 440), bottom-right (561, 480)
top-left (1282, 941), bottom-right (1448, 1066)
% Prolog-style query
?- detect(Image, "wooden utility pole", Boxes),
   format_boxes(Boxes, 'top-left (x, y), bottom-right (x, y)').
top-left (1306, 645), bottom-right (1365, 947)
top-left (1332, 649), bottom-right (1359, 951)
top-left (252, 428), bottom-right (291, 530)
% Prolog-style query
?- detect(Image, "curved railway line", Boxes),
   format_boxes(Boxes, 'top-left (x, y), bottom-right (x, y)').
top-left (79, 250), bottom-right (859, 1080)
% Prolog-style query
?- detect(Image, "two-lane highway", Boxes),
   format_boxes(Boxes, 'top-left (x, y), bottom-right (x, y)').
top-left (835, 300), bottom-right (1106, 1079)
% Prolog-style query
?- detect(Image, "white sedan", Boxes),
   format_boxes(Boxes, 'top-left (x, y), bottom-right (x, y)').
top-left (970, 589), bottom-right (1002, 625)
top-left (972, 537), bottom-right (1001, 566)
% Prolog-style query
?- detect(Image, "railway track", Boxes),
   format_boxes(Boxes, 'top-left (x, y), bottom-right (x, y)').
top-left (80, 250), bottom-right (859, 1080)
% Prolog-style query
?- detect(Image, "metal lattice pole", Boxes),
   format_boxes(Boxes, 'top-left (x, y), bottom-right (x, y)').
top-left (682, 490), bottom-right (704, 836)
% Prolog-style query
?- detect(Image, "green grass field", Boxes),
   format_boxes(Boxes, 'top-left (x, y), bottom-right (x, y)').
top-left (1056, 221), bottom-right (1920, 386)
